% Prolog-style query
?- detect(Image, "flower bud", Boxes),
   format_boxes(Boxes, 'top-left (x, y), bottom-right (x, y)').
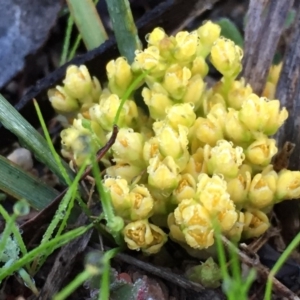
top-left (191, 116), bottom-right (223, 147)
top-left (147, 156), bottom-right (180, 191)
top-left (173, 31), bottom-right (198, 61)
top-left (226, 78), bottom-right (253, 110)
top-left (191, 56), bottom-right (209, 77)
top-left (196, 174), bottom-right (238, 231)
top-left (263, 100), bottom-right (288, 135)
top-left (239, 94), bottom-right (269, 132)
top-left (123, 219), bottom-right (153, 250)
top-left (245, 137), bottom-right (277, 167)
top-left (63, 65), bottom-right (92, 99)
top-left (203, 100), bottom-right (227, 128)
top-left (162, 64), bottom-right (191, 100)
top-left (142, 87), bottom-right (173, 120)
top-left (48, 86), bottom-right (79, 114)
top-left (128, 185), bottom-right (154, 221)
top-left (172, 173), bottom-right (197, 204)
top-left (276, 169), bottom-right (300, 201)
top-left (182, 147), bottom-right (207, 180)
top-left (182, 74), bottom-right (205, 109)
top-left (106, 164), bottom-right (143, 185)
top-left (197, 21), bottom-right (221, 57)
top-left (104, 177), bottom-right (131, 218)
top-left (183, 225), bottom-right (215, 249)
top-left (157, 124), bottom-right (188, 159)
top-left (225, 211), bottom-right (244, 242)
top-left (89, 93), bottom-right (124, 130)
top-left (210, 37), bottom-right (243, 78)
top-left (143, 223), bottom-right (168, 254)
top-left (146, 27), bottom-right (166, 47)
top-left (224, 108), bottom-right (253, 145)
top-left (248, 169), bottom-right (277, 209)
top-left (143, 137), bottom-right (161, 163)
top-left (226, 166), bottom-right (251, 207)
top-left (168, 213), bottom-right (187, 243)
top-left (242, 209), bottom-right (269, 239)
top-left (106, 57), bottom-right (133, 96)
top-left (165, 103), bottom-right (196, 129)
top-left (132, 46), bottom-right (167, 78)
top-left (110, 128), bottom-right (145, 167)
top-left (90, 77), bottom-right (102, 103)
top-left (204, 140), bottom-right (245, 178)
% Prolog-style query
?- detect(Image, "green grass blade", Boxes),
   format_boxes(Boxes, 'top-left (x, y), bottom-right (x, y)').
top-left (0, 94), bottom-right (73, 184)
top-left (67, 0), bottom-right (108, 50)
top-left (0, 224), bottom-right (93, 281)
top-left (60, 15), bottom-right (74, 65)
top-left (105, 0), bottom-right (141, 63)
top-left (0, 155), bottom-right (59, 210)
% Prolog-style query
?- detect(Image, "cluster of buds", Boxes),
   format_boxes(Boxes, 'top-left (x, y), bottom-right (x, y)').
top-left (49, 21), bottom-right (299, 255)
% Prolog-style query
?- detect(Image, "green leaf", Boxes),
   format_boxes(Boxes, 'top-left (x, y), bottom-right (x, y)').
top-left (0, 93), bottom-right (73, 184)
top-left (0, 155), bottom-right (59, 210)
top-left (217, 18), bottom-right (244, 47)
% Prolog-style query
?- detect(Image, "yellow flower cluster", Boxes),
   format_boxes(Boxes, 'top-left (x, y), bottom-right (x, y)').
top-left (49, 21), bottom-right (299, 254)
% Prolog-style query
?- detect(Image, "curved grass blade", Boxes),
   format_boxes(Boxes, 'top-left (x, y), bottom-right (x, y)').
top-left (0, 155), bottom-right (59, 210)
top-left (0, 94), bottom-right (73, 184)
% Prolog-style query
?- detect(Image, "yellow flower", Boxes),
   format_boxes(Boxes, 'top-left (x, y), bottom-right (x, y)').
top-left (226, 165), bottom-right (251, 207)
top-left (89, 93), bottom-right (121, 130)
top-left (104, 177), bottom-right (131, 218)
top-left (174, 198), bottom-right (211, 227)
top-left (110, 128), bottom-right (145, 167)
top-left (191, 56), bottom-right (209, 77)
top-left (202, 97), bottom-right (227, 124)
top-left (225, 211), bottom-right (244, 242)
top-left (182, 147), bottom-right (207, 180)
top-left (242, 209), bottom-right (269, 239)
top-left (197, 21), bottom-right (221, 57)
top-left (106, 57), bottom-right (133, 96)
top-left (63, 65), bottom-right (92, 99)
top-left (168, 213), bottom-right (186, 244)
top-left (183, 225), bottom-right (215, 249)
top-left (191, 116), bottom-right (223, 147)
top-left (248, 167), bottom-right (277, 209)
top-left (162, 64), bottom-right (191, 100)
top-left (173, 31), bottom-right (198, 61)
top-left (165, 103), bottom-right (196, 129)
top-left (48, 86), bottom-right (79, 114)
top-left (146, 27), bottom-right (166, 47)
top-left (245, 137), bottom-right (277, 167)
top-left (224, 108), bottom-right (253, 146)
top-left (142, 86), bottom-right (173, 120)
top-left (90, 76), bottom-right (102, 103)
top-left (239, 94), bottom-right (269, 132)
top-left (226, 78), bottom-right (253, 110)
top-left (276, 169), bottom-right (300, 201)
top-left (123, 220), bottom-right (167, 254)
top-left (196, 174), bottom-right (238, 231)
top-left (147, 156), bottom-right (180, 191)
top-left (143, 137), bottom-right (161, 163)
top-left (156, 124), bottom-right (188, 158)
top-left (204, 140), bottom-right (245, 178)
top-left (106, 163), bottom-right (143, 184)
top-left (143, 223), bottom-right (168, 254)
top-left (182, 74), bottom-right (205, 109)
top-left (172, 174), bottom-right (197, 204)
top-left (132, 46), bottom-right (167, 78)
top-left (210, 37), bottom-right (243, 78)
top-left (128, 185), bottom-right (154, 221)
top-left (123, 219), bottom-right (153, 250)
top-left (264, 100), bottom-right (288, 135)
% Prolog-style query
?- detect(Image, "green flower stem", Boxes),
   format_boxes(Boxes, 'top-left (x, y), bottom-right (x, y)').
top-left (105, 0), bottom-right (141, 63)
top-left (91, 155), bottom-right (124, 246)
top-left (99, 247), bottom-right (120, 300)
top-left (54, 269), bottom-right (91, 300)
top-left (264, 231), bottom-right (300, 299)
